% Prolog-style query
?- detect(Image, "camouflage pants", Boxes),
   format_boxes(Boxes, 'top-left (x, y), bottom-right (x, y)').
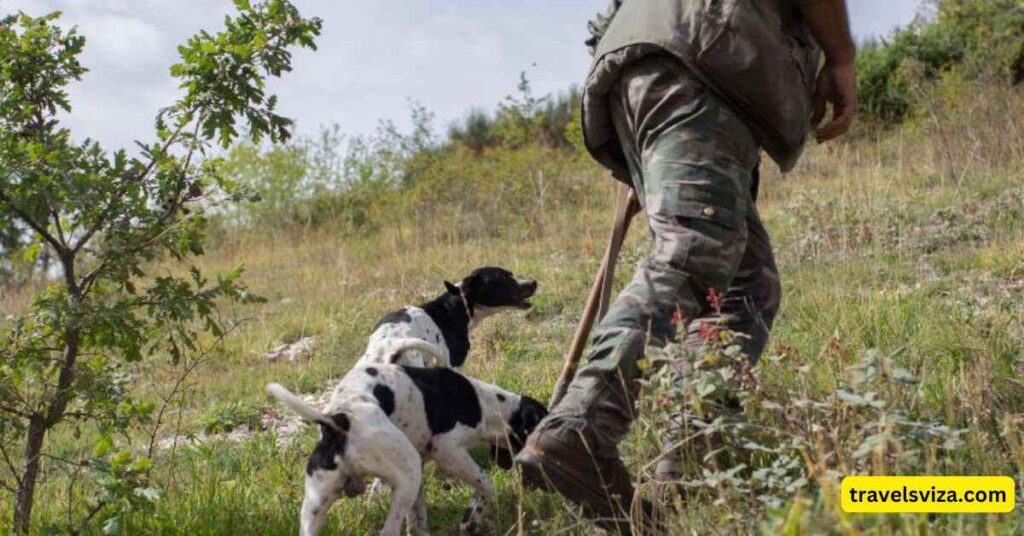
top-left (542, 54), bottom-right (781, 463)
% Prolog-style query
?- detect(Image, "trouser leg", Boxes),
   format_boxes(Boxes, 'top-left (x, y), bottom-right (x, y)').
top-left (655, 193), bottom-right (783, 481)
top-left (547, 51), bottom-right (760, 445)
top-left (517, 53), bottom-right (765, 530)
top-left (676, 203), bottom-right (782, 361)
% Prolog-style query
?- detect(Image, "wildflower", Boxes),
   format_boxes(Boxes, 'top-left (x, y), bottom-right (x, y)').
top-left (699, 351), bottom-right (725, 368)
top-left (706, 287), bottom-right (725, 312)
top-left (671, 309), bottom-right (684, 326)
top-left (697, 320), bottom-right (721, 342)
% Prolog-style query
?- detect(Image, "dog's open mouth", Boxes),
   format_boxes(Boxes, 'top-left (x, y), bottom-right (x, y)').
top-left (516, 279), bottom-right (538, 309)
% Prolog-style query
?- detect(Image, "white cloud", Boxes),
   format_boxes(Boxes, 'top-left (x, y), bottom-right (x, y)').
top-left (76, 14), bottom-right (166, 69)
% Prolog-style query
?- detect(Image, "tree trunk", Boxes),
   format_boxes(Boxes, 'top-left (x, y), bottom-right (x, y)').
top-left (12, 323), bottom-right (79, 534)
top-left (13, 416), bottom-right (47, 535)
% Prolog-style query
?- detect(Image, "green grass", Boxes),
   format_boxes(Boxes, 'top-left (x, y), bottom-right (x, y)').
top-left (6, 95), bottom-right (1024, 535)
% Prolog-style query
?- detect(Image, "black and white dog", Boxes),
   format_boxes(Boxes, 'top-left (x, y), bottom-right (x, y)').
top-left (360, 267), bottom-right (537, 368)
top-left (267, 348), bottom-right (547, 536)
top-left (356, 267), bottom-right (538, 501)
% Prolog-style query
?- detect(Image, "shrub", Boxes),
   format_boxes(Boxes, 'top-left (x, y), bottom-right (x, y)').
top-left (637, 319), bottom-right (967, 532)
top-left (0, 2), bottom-right (317, 532)
top-left (447, 75), bottom-right (582, 152)
top-left (856, 0), bottom-right (1024, 123)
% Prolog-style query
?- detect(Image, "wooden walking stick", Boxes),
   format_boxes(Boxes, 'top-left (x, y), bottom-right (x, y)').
top-left (549, 182), bottom-right (640, 408)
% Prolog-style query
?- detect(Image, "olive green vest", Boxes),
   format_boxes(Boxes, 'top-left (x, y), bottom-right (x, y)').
top-left (583, 0), bottom-right (821, 174)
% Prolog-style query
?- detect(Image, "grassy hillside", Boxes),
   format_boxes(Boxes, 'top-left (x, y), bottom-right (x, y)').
top-left (7, 77), bottom-right (1021, 535)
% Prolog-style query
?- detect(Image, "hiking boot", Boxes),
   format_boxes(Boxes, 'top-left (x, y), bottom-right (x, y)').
top-left (515, 422), bottom-right (638, 534)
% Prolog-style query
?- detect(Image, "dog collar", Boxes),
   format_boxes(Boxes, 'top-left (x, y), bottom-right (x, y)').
top-left (458, 287), bottom-right (473, 322)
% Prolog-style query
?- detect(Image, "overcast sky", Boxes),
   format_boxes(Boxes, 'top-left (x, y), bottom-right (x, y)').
top-left (4, 0), bottom-right (922, 150)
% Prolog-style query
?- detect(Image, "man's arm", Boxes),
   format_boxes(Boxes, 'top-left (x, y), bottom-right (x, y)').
top-left (800, 0), bottom-right (858, 142)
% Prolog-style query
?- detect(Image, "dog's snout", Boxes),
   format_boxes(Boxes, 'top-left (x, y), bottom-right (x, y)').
top-left (518, 278), bottom-right (538, 295)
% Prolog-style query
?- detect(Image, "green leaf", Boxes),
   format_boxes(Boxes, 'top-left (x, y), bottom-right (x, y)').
top-left (101, 516), bottom-right (121, 536)
top-left (891, 367), bottom-right (919, 384)
top-left (93, 434), bottom-right (114, 458)
top-left (133, 486), bottom-right (163, 503)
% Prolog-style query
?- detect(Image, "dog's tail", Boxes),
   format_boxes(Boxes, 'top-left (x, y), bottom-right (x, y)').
top-left (386, 338), bottom-right (446, 366)
top-left (266, 383), bottom-right (344, 431)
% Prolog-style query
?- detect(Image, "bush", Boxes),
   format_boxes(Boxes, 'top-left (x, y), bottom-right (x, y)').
top-left (217, 76), bottom-right (600, 244)
top-left (447, 75), bottom-right (582, 152)
top-left (856, 0), bottom-right (1024, 123)
top-left (404, 143), bottom-right (600, 242)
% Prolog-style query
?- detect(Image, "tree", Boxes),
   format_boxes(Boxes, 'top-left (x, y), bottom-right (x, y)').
top-left (0, 1), bottom-right (321, 533)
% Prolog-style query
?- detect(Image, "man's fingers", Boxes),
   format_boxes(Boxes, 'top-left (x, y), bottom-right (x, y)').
top-left (816, 120), bottom-right (845, 142)
top-left (817, 100), bottom-right (856, 142)
top-left (817, 112), bottom-right (850, 142)
top-left (816, 112), bottom-right (852, 142)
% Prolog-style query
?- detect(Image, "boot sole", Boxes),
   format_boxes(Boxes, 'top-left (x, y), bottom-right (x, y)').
top-left (516, 444), bottom-right (632, 519)
top-left (518, 446), bottom-right (671, 535)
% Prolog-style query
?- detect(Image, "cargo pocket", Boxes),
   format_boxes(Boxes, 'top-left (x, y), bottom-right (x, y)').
top-left (649, 186), bottom-right (747, 288)
top-left (674, 198), bottom-right (747, 291)
top-left (674, 199), bottom-right (741, 231)
top-left (649, 176), bottom-right (745, 232)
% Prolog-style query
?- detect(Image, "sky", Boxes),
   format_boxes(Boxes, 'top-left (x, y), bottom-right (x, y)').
top-left (4, 0), bottom-right (923, 151)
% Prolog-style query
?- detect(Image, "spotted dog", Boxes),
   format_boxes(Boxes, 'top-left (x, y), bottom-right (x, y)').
top-left (357, 267), bottom-right (537, 501)
top-left (361, 267), bottom-right (537, 368)
top-left (267, 348), bottom-right (547, 536)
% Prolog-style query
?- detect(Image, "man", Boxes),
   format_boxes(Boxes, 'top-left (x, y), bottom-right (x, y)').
top-left (516, 0), bottom-right (857, 532)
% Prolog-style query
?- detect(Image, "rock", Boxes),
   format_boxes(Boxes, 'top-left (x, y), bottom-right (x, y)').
top-left (265, 336), bottom-right (317, 362)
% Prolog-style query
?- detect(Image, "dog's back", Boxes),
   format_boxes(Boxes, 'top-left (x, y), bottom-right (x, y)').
top-left (331, 363), bottom-right (511, 450)
top-left (358, 268), bottom-right (537, 370)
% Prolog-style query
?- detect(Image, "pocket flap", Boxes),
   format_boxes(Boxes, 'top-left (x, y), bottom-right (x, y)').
top-left (675, 199), bottom-right (741, 230)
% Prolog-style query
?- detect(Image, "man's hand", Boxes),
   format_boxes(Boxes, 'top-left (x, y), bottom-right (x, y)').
top-left (801, 0), bottom-right (858, 143)
top-left (812, 60), bottom-right (857, 142)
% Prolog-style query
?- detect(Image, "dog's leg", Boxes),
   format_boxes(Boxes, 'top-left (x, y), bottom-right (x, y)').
top-left (431, 448), bottom-right (494, 535)
top-left (406, 479), bottom-right (429, 536)
top-left (352, 415), bottom-right (423, 536)
top-left (375, 452), bottom-right (421, 536)
top-left (300, 471), bottom-right (343, 536)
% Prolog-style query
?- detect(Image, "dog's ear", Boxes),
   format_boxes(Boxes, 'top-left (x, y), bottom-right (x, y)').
top-left (517, 397), bottom-right (549, 432)
top-left (444, 280), bottom-right (460, 295)
top-left (490, 445), bottom-right (515, 470)
top-left (500, 396), bottom-right (548, 464)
